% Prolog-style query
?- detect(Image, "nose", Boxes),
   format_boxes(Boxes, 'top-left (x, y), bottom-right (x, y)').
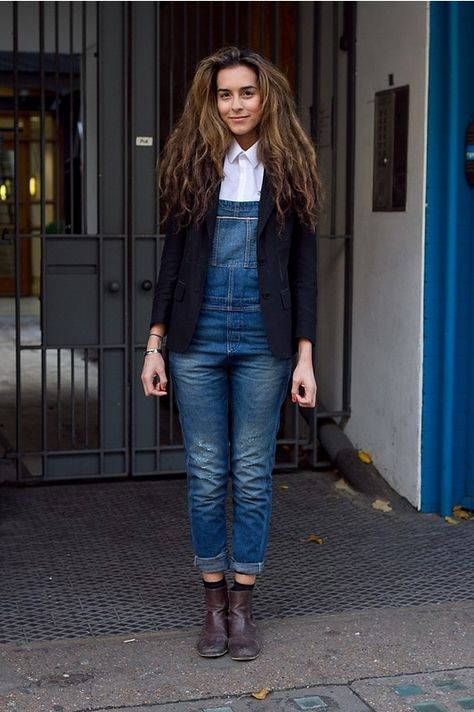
top-left (231, 93), bottom-right (243, 112)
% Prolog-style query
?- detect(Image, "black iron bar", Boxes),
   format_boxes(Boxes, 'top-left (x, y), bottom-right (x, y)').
top-left (54, 3), bottom-right (60, 228)
top-left (310, 2), bottom-right (322, 468)
top-left (84, 348), bottom-right (89, 447)
top-left (293, 398), bottom-right (300, 467)
top-left (168, 377), bottom-right (174, 444)
top-left (96, 1), bottom-right (101, 234)
top-left (97, 1), bottom-right (104, 478)
top-left (40, 1), bottom-right (48, 476)
top-left (330, 2), bottom-right (338, 238)
top-left (71, 348), bottom-right (76, 446)
top-left (155, 3), bottom-right (161, 473)
top-left (69, 1), bottom-right (74, 234)
top-left (20, 342), bottom-right (125, 350)
top-left (155, 4), bottom-right (160, 232)
top-left (126, 2), bottom-right (132, 474)
top-left (81, 2), bottom-right (87, 234)
top-left (57, 349), bottom-right (61, 447)
top-left (13, 2), bottom-right (21, 481)
top-left (169, 3), bottom-right (174, 133)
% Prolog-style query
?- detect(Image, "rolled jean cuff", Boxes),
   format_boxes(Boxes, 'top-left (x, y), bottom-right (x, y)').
top-left (194, 551), bottom-right (229, 573)
top-left (230, 558), bottom-right (265, 575)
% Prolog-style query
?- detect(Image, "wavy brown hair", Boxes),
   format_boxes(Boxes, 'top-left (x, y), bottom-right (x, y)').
top-left (159, 46), bottom-right (323, 231)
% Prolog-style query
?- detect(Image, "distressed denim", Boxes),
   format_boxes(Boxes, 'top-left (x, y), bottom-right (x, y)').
top-left (169, 200), bottom-right (291, 574)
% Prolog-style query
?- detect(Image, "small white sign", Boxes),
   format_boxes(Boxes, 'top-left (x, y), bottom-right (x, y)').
top-left (136, 136), bottom-right (153, 146)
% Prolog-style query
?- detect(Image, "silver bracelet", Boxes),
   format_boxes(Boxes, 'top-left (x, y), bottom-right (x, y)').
top-left (144, 347), bottom-right (163, 356)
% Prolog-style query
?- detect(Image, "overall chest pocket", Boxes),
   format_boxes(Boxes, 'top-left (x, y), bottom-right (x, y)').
top-left (210, 216), bottom-right (259, 268)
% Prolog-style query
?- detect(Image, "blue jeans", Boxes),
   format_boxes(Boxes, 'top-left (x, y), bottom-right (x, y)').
top-left (170, 349), bottom-right (291, 574)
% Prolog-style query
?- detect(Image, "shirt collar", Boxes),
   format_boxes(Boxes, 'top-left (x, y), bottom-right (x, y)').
top-left (227, 139), bottom-right (261, 168)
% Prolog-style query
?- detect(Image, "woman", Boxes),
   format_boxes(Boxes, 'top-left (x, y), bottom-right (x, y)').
top-left (141, 47), bottom-right (321, 661)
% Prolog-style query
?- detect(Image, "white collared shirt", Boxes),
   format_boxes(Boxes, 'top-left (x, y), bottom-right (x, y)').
top-left (219, 139), bottom-right (264, 202)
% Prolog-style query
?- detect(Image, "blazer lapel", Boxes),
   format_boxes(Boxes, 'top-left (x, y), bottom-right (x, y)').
top-left (205, 188), bottom-right (219, 242)
top-left (257, 172), bottom-right (275, 239)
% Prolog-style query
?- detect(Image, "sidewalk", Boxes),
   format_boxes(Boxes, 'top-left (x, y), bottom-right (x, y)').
top-left (1, 470), bottom-right (474, 712)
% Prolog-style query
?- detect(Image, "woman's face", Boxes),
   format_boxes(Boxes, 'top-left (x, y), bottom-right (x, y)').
top-left (216, 64), bottom-right (263, 150)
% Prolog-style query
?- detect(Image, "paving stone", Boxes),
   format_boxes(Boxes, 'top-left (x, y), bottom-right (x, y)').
top-left (352, 669), bottom-right (474, 712)
top-left (434, 680), bottom-right (467, 692)
top-left (393, 684), bottom-right (425, 697)
top-left (294, 695), bottom-right (328, 709)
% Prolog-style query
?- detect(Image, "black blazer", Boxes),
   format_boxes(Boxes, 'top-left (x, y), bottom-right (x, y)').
top-left (150, 175), bottom-right (317, 359)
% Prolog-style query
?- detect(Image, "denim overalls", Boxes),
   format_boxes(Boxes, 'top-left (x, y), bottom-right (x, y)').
top-left (170, 200), bottom-right (291, 575)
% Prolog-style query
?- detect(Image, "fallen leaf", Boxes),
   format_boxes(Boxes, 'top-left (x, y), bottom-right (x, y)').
top-left (357, 449), bottom-right (373, 464)
top-left (335, 478), bottom-right (356, 494)
top-left (445, 516), bottom-right (461, 525)
top-left (279, 484), bottom-right (289, 491)
top-left (453, 505), bottom-right (473, 520)
top-left (307, 533), bottom-right (325, 544)
top-left (371, 499), bottom-right (392, 513)
top-left (252, 688), bottom-right (270, 700)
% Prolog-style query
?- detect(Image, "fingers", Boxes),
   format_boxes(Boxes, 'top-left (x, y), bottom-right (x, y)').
top-left (291, 383), bottom-right (317, 408)
top-left (291, 373), bottom-right (317, 409)
top-left (141, 355), bottom-right (168, 397)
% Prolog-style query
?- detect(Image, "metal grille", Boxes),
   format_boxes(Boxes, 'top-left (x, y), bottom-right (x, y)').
top-left (0, 2), bottom-right (356, 481)
top-left (1, 471), bottom-right (474, 644)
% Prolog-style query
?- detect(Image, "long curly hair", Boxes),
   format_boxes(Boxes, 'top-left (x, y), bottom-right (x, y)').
top-left (159, 46), bottom-right (323, 231)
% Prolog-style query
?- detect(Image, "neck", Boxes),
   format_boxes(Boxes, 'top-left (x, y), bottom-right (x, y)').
top-left (235, 136), bottom-right (258, 151)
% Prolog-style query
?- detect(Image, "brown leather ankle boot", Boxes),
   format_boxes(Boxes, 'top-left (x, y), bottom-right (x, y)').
top-left (228, 589), bottom-right (261, 661)
top-left (196, 585), bottom-right (229, 657)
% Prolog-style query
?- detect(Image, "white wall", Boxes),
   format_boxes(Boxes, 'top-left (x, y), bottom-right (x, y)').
top-left (345, 1), bottom-right (429, 507)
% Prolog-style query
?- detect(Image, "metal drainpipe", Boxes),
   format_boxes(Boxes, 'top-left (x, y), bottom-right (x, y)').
top-left (440, 3), bottom-right (459, 517)
top-left (304, 405), bottom-right (410, 507)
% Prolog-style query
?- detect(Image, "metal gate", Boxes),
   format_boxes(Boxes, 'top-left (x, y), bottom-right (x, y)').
top-left (0, 2), bottom-right (355, 482)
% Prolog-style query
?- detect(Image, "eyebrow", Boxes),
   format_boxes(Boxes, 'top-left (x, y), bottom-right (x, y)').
top-left (217, 85), bottom-right (257, 92)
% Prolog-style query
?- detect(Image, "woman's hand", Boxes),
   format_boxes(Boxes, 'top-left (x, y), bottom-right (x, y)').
top-left (291, 338), bottom-right (317, 408)
top-left (141, 353), bottom-right (168, 397)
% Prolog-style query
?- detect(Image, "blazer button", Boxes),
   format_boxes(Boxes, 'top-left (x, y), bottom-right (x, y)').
top-left (262, 292), bottom-right (271, 299)
top-left (257, 258), bottom-right (265, 266)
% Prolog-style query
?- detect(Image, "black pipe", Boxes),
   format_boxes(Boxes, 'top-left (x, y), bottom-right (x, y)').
top-left (302, 403), bottom-right (413, 512)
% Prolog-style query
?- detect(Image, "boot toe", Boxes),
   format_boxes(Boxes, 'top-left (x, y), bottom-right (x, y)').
top-left (197, 635), bottom-right (228, 658)
top-left (228, 636), bottom-right (261, 661)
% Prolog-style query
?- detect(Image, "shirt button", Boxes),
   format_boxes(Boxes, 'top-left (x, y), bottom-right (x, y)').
top-left (262, 292), bottom-right (271, 299)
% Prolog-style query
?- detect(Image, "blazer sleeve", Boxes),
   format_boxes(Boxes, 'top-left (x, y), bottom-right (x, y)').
top-left (149, 220), bottom-right (186, 329)
top-left (289, 216), bottom-right (318, 345)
